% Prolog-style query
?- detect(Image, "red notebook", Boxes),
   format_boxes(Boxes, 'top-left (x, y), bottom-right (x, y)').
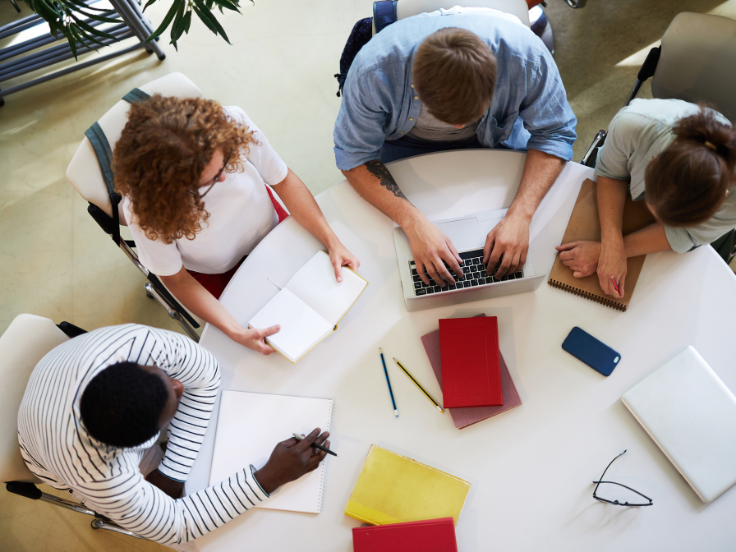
top-left (422, 315), bottom-right (521, 429)
top-left (352, 517), bottom-right (457, 552)
top-left (439, 317), bottom-right (502, 408)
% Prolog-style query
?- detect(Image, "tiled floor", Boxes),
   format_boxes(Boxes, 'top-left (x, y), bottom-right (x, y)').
top-left (1, 1), bottom-right (734, 550)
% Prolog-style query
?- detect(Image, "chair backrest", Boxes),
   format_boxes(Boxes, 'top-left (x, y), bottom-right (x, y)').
top-left (395, 0), bottom-right (530, 27)
top-left (65, 72), bottom-right (204, 221)
top-left (0, 315), bottom-right (69, 483)
top-left (652, 12), bottom-right (736, 123)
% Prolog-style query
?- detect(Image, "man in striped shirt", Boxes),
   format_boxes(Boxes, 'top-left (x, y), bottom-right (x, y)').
top-left (17, 324), bottom-right (330, 546)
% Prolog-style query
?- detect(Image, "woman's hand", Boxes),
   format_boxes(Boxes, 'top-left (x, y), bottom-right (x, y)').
top-left (231, 326), bottom-right (280, 355)
top-left (555, 241), bottom-right (601, 278)
top-left (597, 237), bottom-right (627, 298)
top-left (327, 241), bottom-right (360, 282)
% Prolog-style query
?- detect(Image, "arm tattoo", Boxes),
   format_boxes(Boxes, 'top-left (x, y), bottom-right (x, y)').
top-left (365, 160), bottom-right (408, 200)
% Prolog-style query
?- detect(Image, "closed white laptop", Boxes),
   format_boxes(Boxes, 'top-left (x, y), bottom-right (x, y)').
top-left (621, 346), bottom-right (736, 503)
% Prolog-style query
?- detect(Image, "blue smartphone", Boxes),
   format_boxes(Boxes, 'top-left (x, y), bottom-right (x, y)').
top-left (562, 327), bottom-right (621, 376)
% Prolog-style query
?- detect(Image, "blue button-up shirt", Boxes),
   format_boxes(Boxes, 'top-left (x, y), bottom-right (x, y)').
top-left (334, 11), bottom-right (577, 171)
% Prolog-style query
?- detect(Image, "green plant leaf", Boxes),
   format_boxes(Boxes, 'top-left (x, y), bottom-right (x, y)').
top-left (143, 0), bottom-right (157, 11)
top-left (210, 0), bottom-right (240, 14)
top-left (70, 13), bottom-right (119, 40)
top-left (193, 0), bottom-right (230, 43)
top-left (60, 25), bottom-right (78, 59)
top-left (146, 0), bottom-right (182, 42)
top-left (169, 0), bottom-right (186, 49)
top-left (182, 9), bottom-right (192, 33)
top-left (60, 0), bottom-right (113, 13)
top-left (69, 22), bottom-right (100, 52)
top-left (69, 19), bottom-right (111, 48)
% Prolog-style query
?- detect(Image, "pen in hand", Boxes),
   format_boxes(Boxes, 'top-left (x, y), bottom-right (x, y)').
top-left (293, 433), bottom-right (338, 457)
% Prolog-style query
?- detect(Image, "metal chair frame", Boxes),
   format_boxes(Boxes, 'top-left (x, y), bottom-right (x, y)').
top-left (0, 0), bottom-right (165, 106)
top-left (87, 201), bottom-right (201, 342)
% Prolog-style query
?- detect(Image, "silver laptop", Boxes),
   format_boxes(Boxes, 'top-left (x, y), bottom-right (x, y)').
top-left (394, 208), bottom-right (546, 312)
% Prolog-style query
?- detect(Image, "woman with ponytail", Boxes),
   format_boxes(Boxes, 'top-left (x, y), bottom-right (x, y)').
top-left (556, 98), bottom-right (736, 298)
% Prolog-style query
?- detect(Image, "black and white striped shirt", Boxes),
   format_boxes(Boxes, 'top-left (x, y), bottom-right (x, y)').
top-left (17, 324), bottom-right (270, 545)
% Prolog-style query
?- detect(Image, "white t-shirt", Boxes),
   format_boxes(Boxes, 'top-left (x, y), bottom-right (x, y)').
top-left (123, 106), bottom-right (288, 276)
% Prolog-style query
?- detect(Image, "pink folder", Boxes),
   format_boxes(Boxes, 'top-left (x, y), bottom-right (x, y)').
top-left (421, 314), bottom-right (522, 429)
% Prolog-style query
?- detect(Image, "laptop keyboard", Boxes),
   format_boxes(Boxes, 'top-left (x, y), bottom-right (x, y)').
top-left (411, 248), bottom-right (524, 296)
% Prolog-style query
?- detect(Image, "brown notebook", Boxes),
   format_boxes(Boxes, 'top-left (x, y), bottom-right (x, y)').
top-left (548, 179), bottom-right (654, 312)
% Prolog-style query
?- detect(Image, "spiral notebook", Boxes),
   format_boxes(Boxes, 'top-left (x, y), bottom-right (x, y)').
top-left (548, 179), bottom-right (654, 312)
top-left (209, 390), bottom-right (333, 514)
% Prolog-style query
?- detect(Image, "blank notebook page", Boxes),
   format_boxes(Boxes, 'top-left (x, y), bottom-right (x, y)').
top-left (248, 288), bottom-right (333, 362)
top-left (209, 390), bottom-right (334, 514)
top-left (285, 251), bottom-right (367, 326)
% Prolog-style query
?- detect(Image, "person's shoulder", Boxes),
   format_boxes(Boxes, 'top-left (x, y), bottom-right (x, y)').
top-left (619, 98), bottom-right (700, 126)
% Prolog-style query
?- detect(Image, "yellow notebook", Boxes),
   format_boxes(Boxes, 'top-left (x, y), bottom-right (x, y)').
top-left (344, 445), bottom-right (471, 526)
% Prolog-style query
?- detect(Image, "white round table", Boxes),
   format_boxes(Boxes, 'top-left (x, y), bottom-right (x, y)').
top-left (187, 150), bottom-right (736, 552)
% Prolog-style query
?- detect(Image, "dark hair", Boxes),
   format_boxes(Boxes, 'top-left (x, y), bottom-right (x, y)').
top-left (645, 107), bottom-right (736, 226)
top-left (80, 362), bottom-right (169, 448)
top-left (412, 27), bottom-right (497, 125)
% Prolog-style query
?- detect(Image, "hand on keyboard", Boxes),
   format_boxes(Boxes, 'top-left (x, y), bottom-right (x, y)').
top-left (405, 218), bottom-right (463, 287)
top-left (483, 212), bottom-right (530, 278)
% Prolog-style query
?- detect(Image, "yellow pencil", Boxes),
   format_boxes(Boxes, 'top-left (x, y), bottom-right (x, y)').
top-left (393, 358), bottom-right (444, 413)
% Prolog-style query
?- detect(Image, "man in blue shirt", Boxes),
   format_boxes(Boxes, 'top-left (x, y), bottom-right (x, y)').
top-left (334, 9), bottom-right (576, 286)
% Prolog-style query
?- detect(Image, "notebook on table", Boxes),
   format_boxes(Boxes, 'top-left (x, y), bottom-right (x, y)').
top-left (548, 179), bottom-right (654, 312)
top-left (352, 517), bottom-right (458, 552)
top-left (422, 315), bottom-right (521, 429)
top-left (209, 390), bottom-right (334, 514)
top-left (344, 445), bottom-right (471, 526)
top-left (621, 346), bottom-right (736, 503)
top-left (439, 316), bottom-right (502, 408)
top-left (248, 250), bottom-right (367, 363)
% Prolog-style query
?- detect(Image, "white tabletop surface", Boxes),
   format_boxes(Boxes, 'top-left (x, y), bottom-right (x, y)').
top-left (187, 150), bottom-right (736, 552)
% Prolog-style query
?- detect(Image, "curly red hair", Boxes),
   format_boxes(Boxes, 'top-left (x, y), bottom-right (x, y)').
top-left (113, 95), bottom-right (256, 244)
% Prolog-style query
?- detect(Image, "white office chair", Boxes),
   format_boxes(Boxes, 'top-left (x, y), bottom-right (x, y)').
top-left (390, 0), bottom-right (531, 27)
top-left (66, 72), bottom-right (204, 342)
top-left (0, 314), bottom-right (141, 539)
top-left (578, 12), bottom-right (736, 264)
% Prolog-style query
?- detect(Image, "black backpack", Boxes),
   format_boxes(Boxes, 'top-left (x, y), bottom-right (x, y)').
top-left (334, 1), bottom-right (398, 97)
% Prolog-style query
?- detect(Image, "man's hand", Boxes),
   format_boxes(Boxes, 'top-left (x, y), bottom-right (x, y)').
top-left (254, 429), bottom-right (330, 494)
top-left (597, 237), bottom-right (627, 298)
top-left (555, 241), bottom-right (601, 278)
top-left (327, 241), bottom-right (361, 282)
top-left (483, 213), bottom-right (531, 278)
top-left (232, 326), bottom-right (280, 355)
top-left (146, 469), bottom-right (184, 499)
top-left (405, 217), bottom-right (462, 287)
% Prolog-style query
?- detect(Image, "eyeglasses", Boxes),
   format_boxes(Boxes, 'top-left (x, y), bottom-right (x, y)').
top-left (592, 450), bottom-right (653, 507)
top-left (199, 148), bottom-right (233, 199)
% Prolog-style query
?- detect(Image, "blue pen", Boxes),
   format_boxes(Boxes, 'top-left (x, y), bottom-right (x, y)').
top-left (379, 348), bottom-right (399, 417)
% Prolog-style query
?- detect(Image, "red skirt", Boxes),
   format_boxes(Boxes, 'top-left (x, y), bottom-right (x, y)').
top-left (187, 185), bottom-right (288, 299)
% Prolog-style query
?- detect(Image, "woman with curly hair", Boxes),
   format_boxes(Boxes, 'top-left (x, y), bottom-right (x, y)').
top-left (114, 95), bottom-right (359, 355)
top-left (556, 98), bottom-right (736, 298)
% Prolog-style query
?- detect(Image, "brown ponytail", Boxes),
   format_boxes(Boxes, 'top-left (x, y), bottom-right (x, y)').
top-left (645, 106), bottom-right (736, 227)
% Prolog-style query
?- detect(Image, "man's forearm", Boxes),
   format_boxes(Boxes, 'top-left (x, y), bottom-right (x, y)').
top-left (597, 176), bottom-right (628, 243)
top-left (507, 149), bottom-right (565, 221)
top-left (343, 160), bottom-right (423, 228)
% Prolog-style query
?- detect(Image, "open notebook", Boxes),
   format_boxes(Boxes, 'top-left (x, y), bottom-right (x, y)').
top-left (209, 390), bottom-right (334, 514)
top-left (548, 179), bottom-right (654, 311)
top-left (249, 251), bottom-right (368, 363)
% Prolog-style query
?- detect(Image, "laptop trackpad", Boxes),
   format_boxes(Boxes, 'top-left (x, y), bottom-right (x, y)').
top-left (435, 218), bottom-right (482, 251)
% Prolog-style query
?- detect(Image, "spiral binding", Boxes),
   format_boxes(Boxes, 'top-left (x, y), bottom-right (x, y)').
top-left (316, 400), bottom-right (334, 513)
top-left (548, 279), bottom-right (627, 312)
